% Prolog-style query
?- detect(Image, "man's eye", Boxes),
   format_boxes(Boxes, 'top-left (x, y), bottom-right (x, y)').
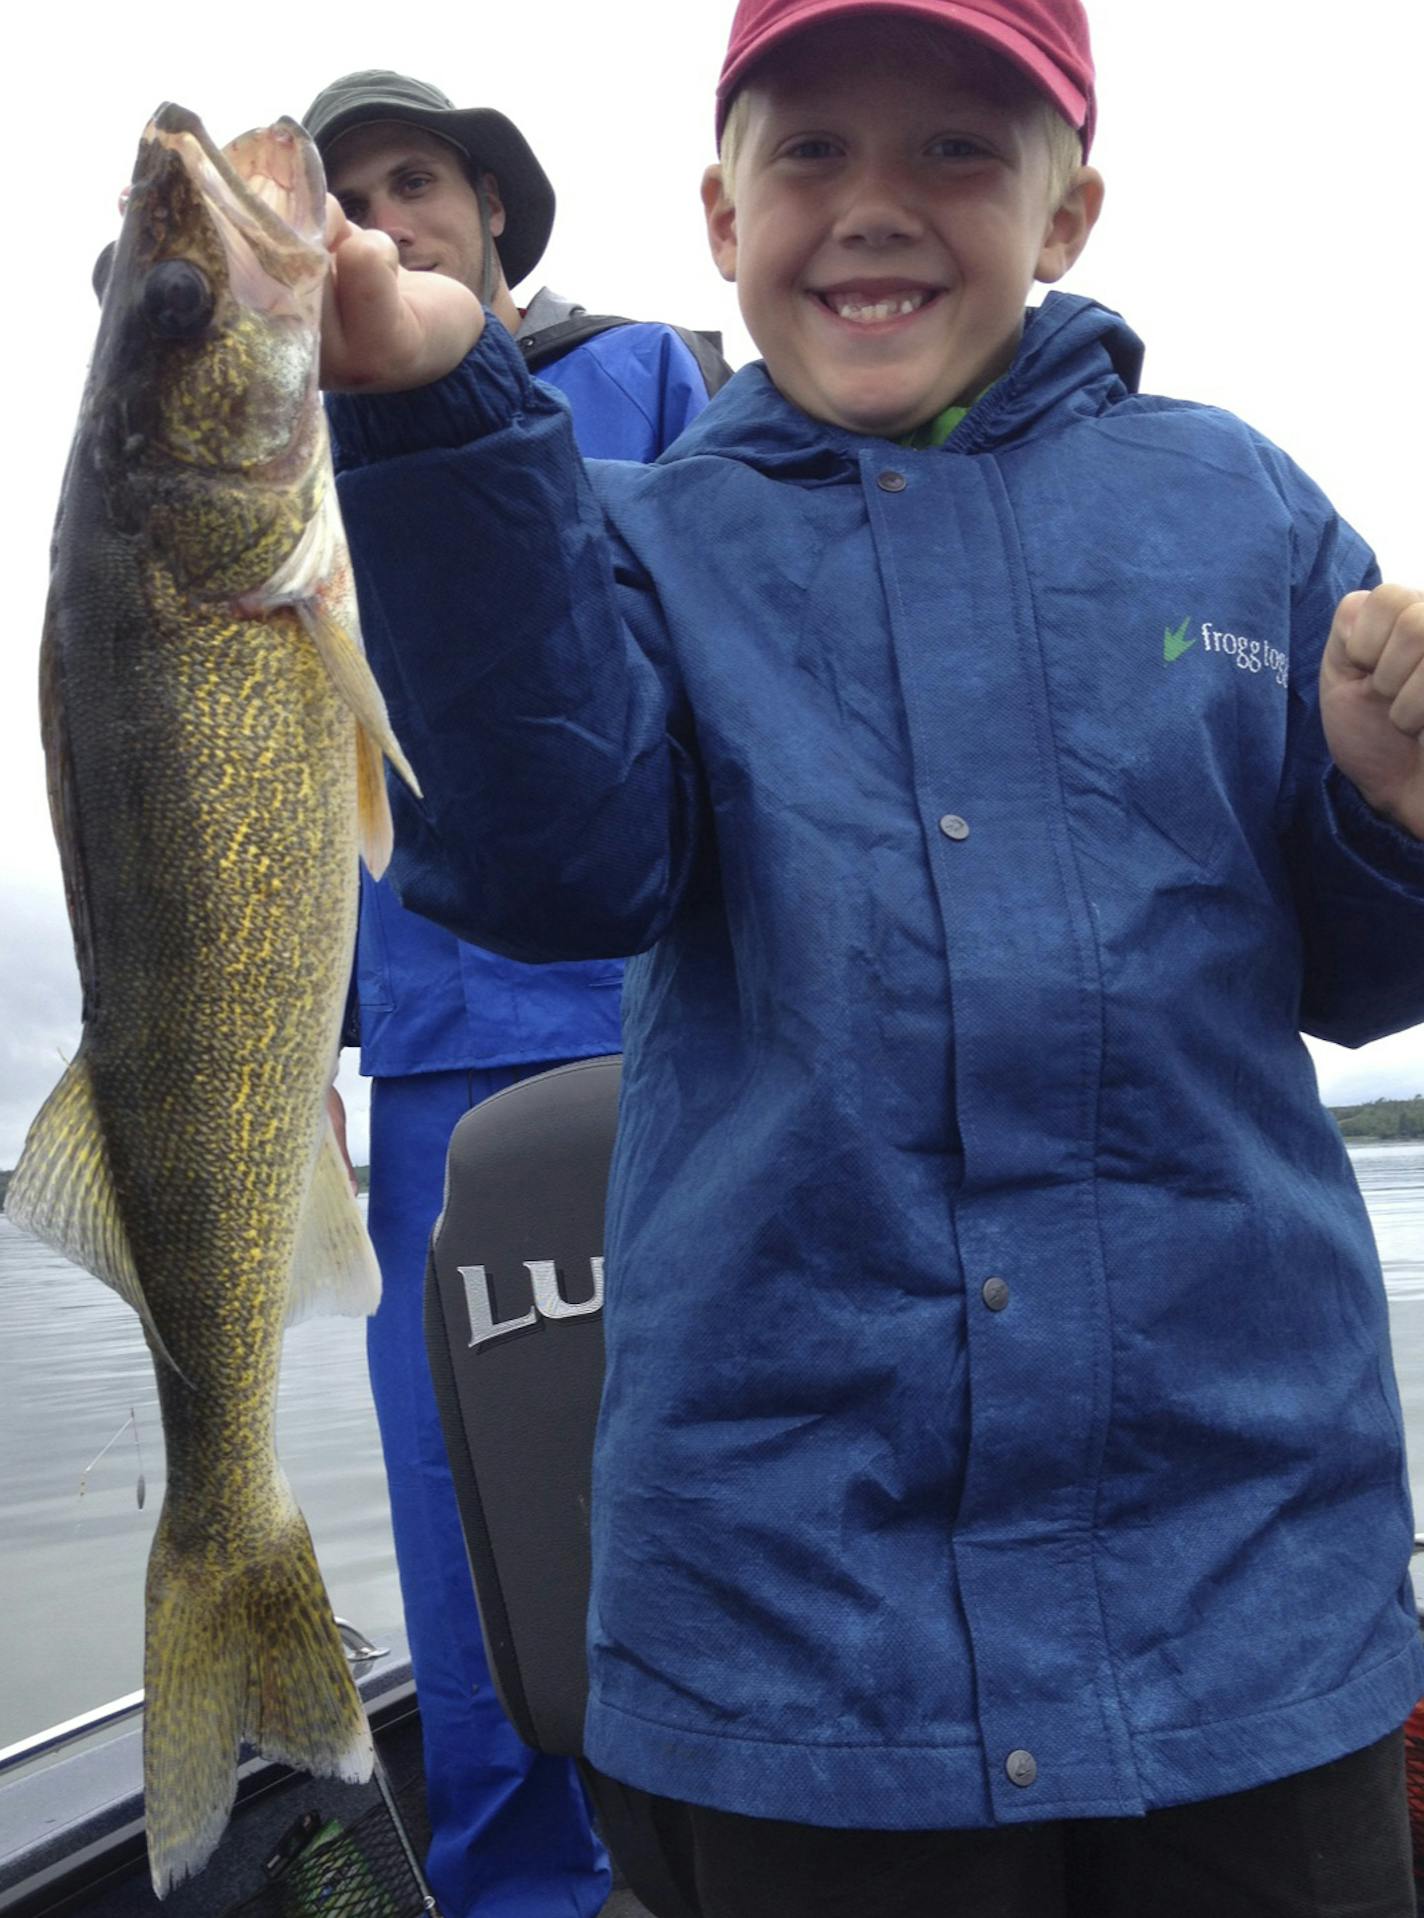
top-left (337, 198), bottom-right (367, 224)
top-left (397, 172), bottom-right (434, 194)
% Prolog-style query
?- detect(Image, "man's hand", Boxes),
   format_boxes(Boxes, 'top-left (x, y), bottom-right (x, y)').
top-left (1320, 584), bottom-right (1424, 840)
top-left (320, 197), bottom-right (485, 393)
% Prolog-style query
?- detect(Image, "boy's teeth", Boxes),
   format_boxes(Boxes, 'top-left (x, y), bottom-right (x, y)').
top-left (828, 292), bottom-right (929, 323)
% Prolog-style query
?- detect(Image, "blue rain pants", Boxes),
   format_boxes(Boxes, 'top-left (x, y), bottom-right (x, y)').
top-left (366, 1065), bottom-right (611, 1918)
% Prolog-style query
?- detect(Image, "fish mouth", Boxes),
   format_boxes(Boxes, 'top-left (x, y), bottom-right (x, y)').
top-left (139, 103), bottom-right (329, 313)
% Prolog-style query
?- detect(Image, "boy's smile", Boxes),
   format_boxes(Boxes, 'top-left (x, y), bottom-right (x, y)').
top-left (814, 280), bottom-right (941, 326)
top-left (704, 21), bottom-right (1102, 439)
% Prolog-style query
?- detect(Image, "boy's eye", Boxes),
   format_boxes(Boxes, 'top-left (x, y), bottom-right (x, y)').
top-left (781, 138), bottom-right (840, 162)
top-left (928, 136), bottom-right (989, 160)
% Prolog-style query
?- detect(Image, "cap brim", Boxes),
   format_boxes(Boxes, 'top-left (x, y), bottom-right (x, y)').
top-left (716, 0), bottom-right (1092, 153)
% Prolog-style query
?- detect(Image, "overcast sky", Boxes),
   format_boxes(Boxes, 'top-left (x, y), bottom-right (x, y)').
top-left (4, 0), bottom-right (1422, 1167)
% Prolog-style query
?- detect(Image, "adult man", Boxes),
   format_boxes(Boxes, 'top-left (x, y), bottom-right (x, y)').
top-left (303, 70), bottom-right (725, 1918)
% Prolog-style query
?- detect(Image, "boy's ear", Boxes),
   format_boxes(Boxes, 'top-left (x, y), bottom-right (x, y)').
top-left (702, 164), bottom-right (738, 283)
top-left (1035, 165), bottom-right (1105, 286)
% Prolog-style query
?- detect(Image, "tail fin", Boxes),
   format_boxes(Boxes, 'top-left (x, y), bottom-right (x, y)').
top-left (143, 1491), bottom-right (373, 1897)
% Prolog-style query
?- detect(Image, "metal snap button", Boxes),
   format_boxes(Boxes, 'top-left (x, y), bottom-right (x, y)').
top-left (982, 1277), bottom-right (1010, 1312)
top-left (938, 814), bottom-right (970, 841)
top-left (1006, 1749), bottom-right (1038, 1788)
top-left (877, 469), bottom-right (908, 493)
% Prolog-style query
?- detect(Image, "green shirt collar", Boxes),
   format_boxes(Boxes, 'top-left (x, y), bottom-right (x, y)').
top-left (898, 383), bottom-right (996, 451)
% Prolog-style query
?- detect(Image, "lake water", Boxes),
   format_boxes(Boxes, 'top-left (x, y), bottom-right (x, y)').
top-left (0, 1201), bottom-right (401, 1750)
top-left (3, 1145), bottom-right (1424, 1749)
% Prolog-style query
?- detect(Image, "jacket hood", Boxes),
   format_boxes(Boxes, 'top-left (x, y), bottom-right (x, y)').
top-left (660, 292), bottom-right (1144, 478)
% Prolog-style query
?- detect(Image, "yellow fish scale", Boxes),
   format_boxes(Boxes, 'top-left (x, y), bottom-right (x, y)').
top-left (162, 308), bottom-right (320, 473)
top-left (85, 563), bottom-right (358, 1545)
top-left (150, 463), bottom-right (319, 600)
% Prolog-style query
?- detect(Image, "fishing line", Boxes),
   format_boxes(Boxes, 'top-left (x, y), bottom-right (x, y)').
top-left (78, 1406), bottom-right (149, 1507)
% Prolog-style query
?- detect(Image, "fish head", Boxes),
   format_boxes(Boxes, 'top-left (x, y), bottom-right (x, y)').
top-left (86, 105), bottom-right (333, 595)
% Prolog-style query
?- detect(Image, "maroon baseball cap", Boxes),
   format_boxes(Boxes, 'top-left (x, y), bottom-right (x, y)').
top-left (715, 0), bottom-right (1096, 156)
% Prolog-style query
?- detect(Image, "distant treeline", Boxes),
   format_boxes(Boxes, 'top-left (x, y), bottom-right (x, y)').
top-left (0, 1117), bottom-right (1418, 1208)
top-left (1332, 1096), bottom-right (1424, 1141)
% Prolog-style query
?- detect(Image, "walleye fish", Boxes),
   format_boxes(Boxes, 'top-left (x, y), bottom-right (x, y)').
top-left (7, 105), bottom-right (417, 1894)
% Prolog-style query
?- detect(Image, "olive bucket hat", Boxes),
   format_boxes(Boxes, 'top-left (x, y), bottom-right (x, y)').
top-left (302, 70), bottom-right (556, 288)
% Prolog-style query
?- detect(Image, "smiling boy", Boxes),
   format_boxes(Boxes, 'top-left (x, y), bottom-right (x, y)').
top-left (704, 16), bottom-right (1098, 438)
top-left (322, 1), bottom-right (1424, 1911)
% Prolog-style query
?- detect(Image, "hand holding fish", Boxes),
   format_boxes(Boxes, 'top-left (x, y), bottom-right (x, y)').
top-left (320, 196), bottom-right (485, 392)
top-left (1320, 584), bottom-right (1424, 840)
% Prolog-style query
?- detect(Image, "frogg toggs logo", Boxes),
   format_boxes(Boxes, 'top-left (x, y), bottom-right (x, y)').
top-left (1163, 617), bottom-right (1196, 663)
top-left (1163, 617), bottom-right (1287, 686)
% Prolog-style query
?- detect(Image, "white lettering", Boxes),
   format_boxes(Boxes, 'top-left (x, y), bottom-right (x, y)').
top-left (459, 1258), bottom-right (604, 1351)
top-left (525, 1257), bottom-right (605, 1322)
top-left (1201, 621), bottom-right (1280, 681)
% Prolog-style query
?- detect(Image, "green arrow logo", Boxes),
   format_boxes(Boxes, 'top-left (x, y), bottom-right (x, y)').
top-left (1163, 616), bottom-right (1196, 664)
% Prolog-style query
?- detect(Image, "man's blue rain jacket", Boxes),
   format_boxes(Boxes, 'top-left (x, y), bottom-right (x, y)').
top-left (352, 313), bottom-right (711, 1075)
top-left (330, 292), bottom-right (1424, 1831)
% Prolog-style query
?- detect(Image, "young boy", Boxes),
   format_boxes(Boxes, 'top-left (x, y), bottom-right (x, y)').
top-left (321, 1), bottom-right (1424, 1910)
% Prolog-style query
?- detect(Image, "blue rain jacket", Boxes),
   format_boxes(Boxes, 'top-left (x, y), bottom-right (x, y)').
top-left (351, 312), bottom-right (710, 1076)
top-left (330, 291), bottom-right (1424, 1830)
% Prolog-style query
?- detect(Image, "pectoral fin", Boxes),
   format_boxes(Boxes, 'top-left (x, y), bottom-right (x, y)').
top-left (297, 589), bottom-right (421, 796)
top-left (285, 1120), bottom-right (382, 1325)
top-left (354, 718), bottom-right (394, 880)
top-left (6, 1050), bottom-right (181, 1374)
top-left (238, 477), bottom-right (422, 846)
top-left (298, 590), bottom-right (422, 878)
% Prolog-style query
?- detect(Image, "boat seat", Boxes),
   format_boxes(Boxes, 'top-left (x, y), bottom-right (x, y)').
top-left (424, 1055), bottom-right (699, 1918)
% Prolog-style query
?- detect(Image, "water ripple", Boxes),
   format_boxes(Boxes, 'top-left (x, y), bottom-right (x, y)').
top-left (1, 1214), bottom-right (401, 1746)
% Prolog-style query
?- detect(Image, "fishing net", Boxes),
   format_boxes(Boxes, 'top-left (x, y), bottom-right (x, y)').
top-left (222, 1768), bottom-right (436, 1918)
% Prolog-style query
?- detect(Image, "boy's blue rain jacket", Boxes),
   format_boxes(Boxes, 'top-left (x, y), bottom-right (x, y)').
top-left (330, 292), bottom-right (1424, 1830)
top-left (351, 315), bottom-right (710, 1076)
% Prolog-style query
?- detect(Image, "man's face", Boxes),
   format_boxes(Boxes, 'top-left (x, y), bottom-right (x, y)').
top-left (704, 23), bottom-right (1095, 438)
top-left (325, 122), bottom-right (504, 296)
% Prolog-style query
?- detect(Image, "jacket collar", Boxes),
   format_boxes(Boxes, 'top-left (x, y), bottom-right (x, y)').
top-left (515, 286), bottom-right (570, 339)
top-left (660, 293), bottom-right (1145, 480)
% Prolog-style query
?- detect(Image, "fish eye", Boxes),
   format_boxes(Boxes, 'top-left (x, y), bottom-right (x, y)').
top-left (141, 260), bottom-right (215, 340)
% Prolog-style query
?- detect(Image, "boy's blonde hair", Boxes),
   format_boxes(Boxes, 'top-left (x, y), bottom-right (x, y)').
top-left (718, 21), bottom-right (1083, 210)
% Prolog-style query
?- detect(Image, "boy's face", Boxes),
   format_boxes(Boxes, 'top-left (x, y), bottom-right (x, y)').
top-left (704, 21), bottom-right (1101, 438)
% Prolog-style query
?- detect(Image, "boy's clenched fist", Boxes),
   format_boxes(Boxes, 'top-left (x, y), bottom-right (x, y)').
top-left (1321, 584), bottom-right (1424, 839)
